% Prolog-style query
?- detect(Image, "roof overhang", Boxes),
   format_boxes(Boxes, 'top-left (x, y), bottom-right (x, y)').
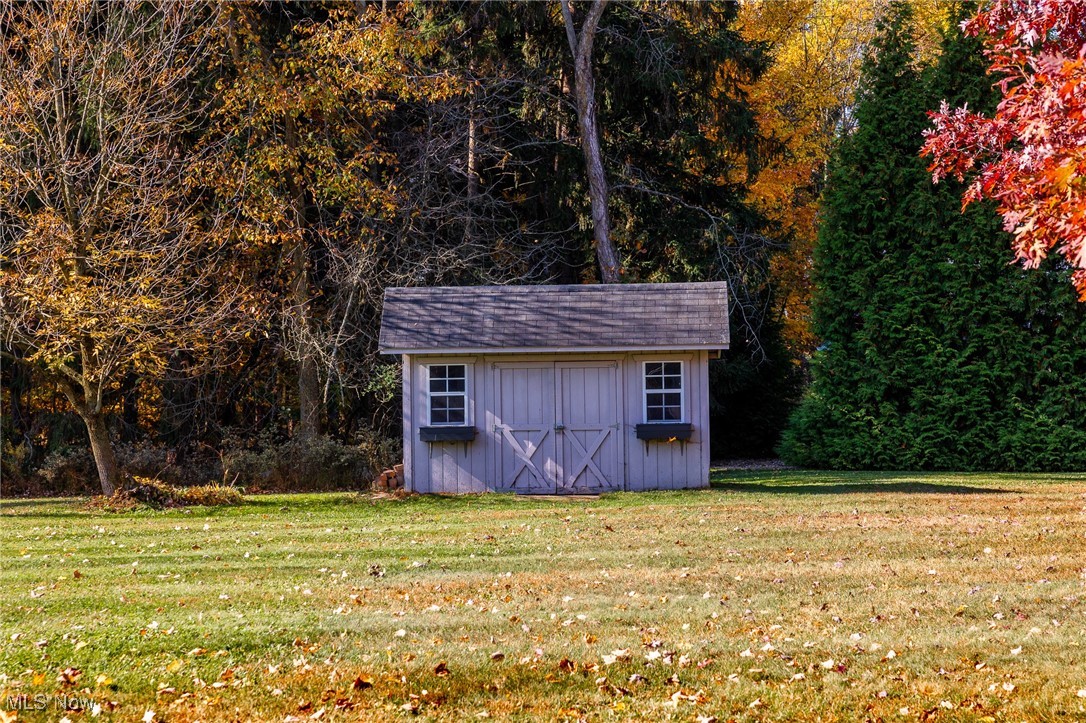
top-left (381, 343), bottom-right (729, 356)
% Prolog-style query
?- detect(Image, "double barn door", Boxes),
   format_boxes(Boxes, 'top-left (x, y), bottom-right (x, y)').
top-left (493, 361), bottom-right (623, 493)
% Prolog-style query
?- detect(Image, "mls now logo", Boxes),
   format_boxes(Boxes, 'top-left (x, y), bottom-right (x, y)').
top-left (5, 693), bottom-right (95, 712)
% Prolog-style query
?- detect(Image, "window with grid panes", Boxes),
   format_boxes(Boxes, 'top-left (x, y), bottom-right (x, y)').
top-left (643, 361), bottom-right (683, 421)
top-left (428, 364), bottom-right (467, 425)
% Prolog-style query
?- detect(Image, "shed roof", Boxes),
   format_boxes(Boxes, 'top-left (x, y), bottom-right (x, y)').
top-left (379, 281), bottom-right (729, 354)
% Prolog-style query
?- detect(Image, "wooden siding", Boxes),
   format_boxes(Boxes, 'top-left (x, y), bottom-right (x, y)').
top-left (406, 351), bottom-right (710, 493)
top-left (624, 351), bottom-right (709, 491)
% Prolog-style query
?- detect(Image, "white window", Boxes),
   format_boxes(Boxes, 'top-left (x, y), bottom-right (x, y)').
top-left (427, 364), bottom-right (467, 425)
top-left (643, 361), bottom-right (683, 422)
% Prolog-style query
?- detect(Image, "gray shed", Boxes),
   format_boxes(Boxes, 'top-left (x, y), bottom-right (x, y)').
top-left (378, 282), bottom-right (729, 494)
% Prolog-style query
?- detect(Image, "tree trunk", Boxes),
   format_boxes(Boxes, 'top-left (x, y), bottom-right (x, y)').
top-left (284, 113), bottom-right (321, 440)
top-left (465, 90), bottom-right (478, 245)
top-left (291, 236), bottom-right (322, 439)
top-left (561, 0), bottom-right (621, 283)
top-left (57, 367), bottom-right (120, 496)
top-left (83, 412), bottom-right (119, 496)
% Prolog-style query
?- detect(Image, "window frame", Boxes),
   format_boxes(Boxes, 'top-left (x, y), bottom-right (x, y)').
top-left (641, 360), bottom-right (685, 423)
top-left (425, 362), bottom-right (471, 427)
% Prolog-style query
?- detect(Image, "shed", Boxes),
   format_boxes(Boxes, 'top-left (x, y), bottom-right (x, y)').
top-left (378, 282), bottom-right (729, 494)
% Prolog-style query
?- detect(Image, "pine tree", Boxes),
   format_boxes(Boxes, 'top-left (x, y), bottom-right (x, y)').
top-left (780, 1), bottom-right (1086, 471)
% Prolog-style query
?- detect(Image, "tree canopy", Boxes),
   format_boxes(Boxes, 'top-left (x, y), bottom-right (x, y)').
top-left (780, 0), bottom-right (1086, 472)
top-left (923, 0), bottom-right (1086, 300)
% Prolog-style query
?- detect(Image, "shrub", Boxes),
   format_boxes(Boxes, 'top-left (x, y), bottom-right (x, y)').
top-left (116, 441), bottom-right (221, 487)
top-left (1, 439), bottom-right (32, 492)
top-left (35, 446), bottom-right (98, 496)
top-left (222, 430), bottom-right (398, 492)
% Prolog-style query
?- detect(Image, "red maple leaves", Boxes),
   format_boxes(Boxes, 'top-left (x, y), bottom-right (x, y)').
top-left (922, 0), bottom-right (1086, 299)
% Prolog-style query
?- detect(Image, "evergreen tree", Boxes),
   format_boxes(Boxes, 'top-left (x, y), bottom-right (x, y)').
top-left (780, 1), bottom-right (1086, 471)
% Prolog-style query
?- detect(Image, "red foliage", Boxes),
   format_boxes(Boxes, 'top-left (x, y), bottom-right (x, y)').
top-left (921, 0), bottom-right (1086, 300)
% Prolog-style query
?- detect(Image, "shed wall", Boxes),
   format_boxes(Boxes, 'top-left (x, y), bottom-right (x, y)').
top-left (405, 351), bottom-right (710, 493)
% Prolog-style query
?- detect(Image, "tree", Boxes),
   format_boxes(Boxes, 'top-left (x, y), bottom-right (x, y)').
top-left (0, 1), bottom-right (242, 495)
top-left (197, 3), bottom-right (457, 439)
top-left (560, 0), bottom-right (621, 282)
top-left (737, 0), bottom-right (950, 359)
top-left (922, 0), bottom-right (1086, 300)
top-left (780, 1), bottom-right (1086, 471)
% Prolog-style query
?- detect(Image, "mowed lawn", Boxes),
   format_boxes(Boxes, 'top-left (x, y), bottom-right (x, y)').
top-left (3, 472), bottom-right (1086, 722)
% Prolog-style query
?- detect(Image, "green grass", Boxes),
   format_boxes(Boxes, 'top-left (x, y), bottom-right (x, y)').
top-left (3, 470), bottom-right (1086, 721)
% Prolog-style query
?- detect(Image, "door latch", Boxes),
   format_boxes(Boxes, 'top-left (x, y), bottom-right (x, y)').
top-left (554, 423), bottom-right (566, 431)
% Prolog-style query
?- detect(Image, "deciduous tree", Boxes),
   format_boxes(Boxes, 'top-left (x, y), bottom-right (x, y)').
top-left (922, 0), bottom-right (1086, 300)
top-left (738, 0), bottom-right (948, 359)
top-left (197, 3), bottom-right (456, 438)
top-left (0, 1), bottom-right (242, 495)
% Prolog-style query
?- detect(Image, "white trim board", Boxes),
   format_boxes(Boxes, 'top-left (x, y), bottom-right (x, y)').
top-left (382, 344), bottom-right (728, 356)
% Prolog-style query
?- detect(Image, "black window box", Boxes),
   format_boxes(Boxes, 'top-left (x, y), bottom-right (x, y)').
top-left (635, 422), bottom-right (693, 441)
top-left (420, 425), bottom-right (476, 443)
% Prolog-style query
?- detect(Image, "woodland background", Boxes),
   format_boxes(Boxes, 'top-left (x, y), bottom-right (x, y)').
top-left (2, 0), bottom-right (1084, 497)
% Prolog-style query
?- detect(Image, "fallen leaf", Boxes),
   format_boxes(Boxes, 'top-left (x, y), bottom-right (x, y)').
top-left (351, 676), bottom-right (372, 691)
top-left (602, 649), bottom-right (630, 666)
top-left (433, 661), bottom-right (449, 677)
top-left (57, 667), bottom-right (82, 685)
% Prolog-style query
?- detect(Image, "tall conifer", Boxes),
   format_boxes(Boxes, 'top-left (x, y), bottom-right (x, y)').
top-left (780, 1), bottom-right (1086, 471)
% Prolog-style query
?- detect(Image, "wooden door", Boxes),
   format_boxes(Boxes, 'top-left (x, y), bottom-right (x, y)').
top-left (555, 362), bottom-right (623, 493)
top-left (493, 363), bottom-right (557, 493)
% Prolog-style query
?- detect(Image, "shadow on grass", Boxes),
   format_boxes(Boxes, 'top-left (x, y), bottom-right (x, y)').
top-left (711, 481), bottom-right (1011, 495)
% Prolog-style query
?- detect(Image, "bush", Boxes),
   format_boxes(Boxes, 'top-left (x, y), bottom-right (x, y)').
top-left (35, 446), bottom-right (98, 496)
top-left (1, 439), bottom-right (32, 492)
top-left (116, 441), bottom-right (221, 487)
top-left (222, 430), bottom-right (398, 492)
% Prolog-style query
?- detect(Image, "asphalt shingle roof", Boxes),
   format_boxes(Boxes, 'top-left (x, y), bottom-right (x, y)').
top-left (379, 282), bottom-right (729, 353)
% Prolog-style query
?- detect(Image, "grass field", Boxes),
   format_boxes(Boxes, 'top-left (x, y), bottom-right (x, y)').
top-left (3, 470), bottom-right (1086, 722)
